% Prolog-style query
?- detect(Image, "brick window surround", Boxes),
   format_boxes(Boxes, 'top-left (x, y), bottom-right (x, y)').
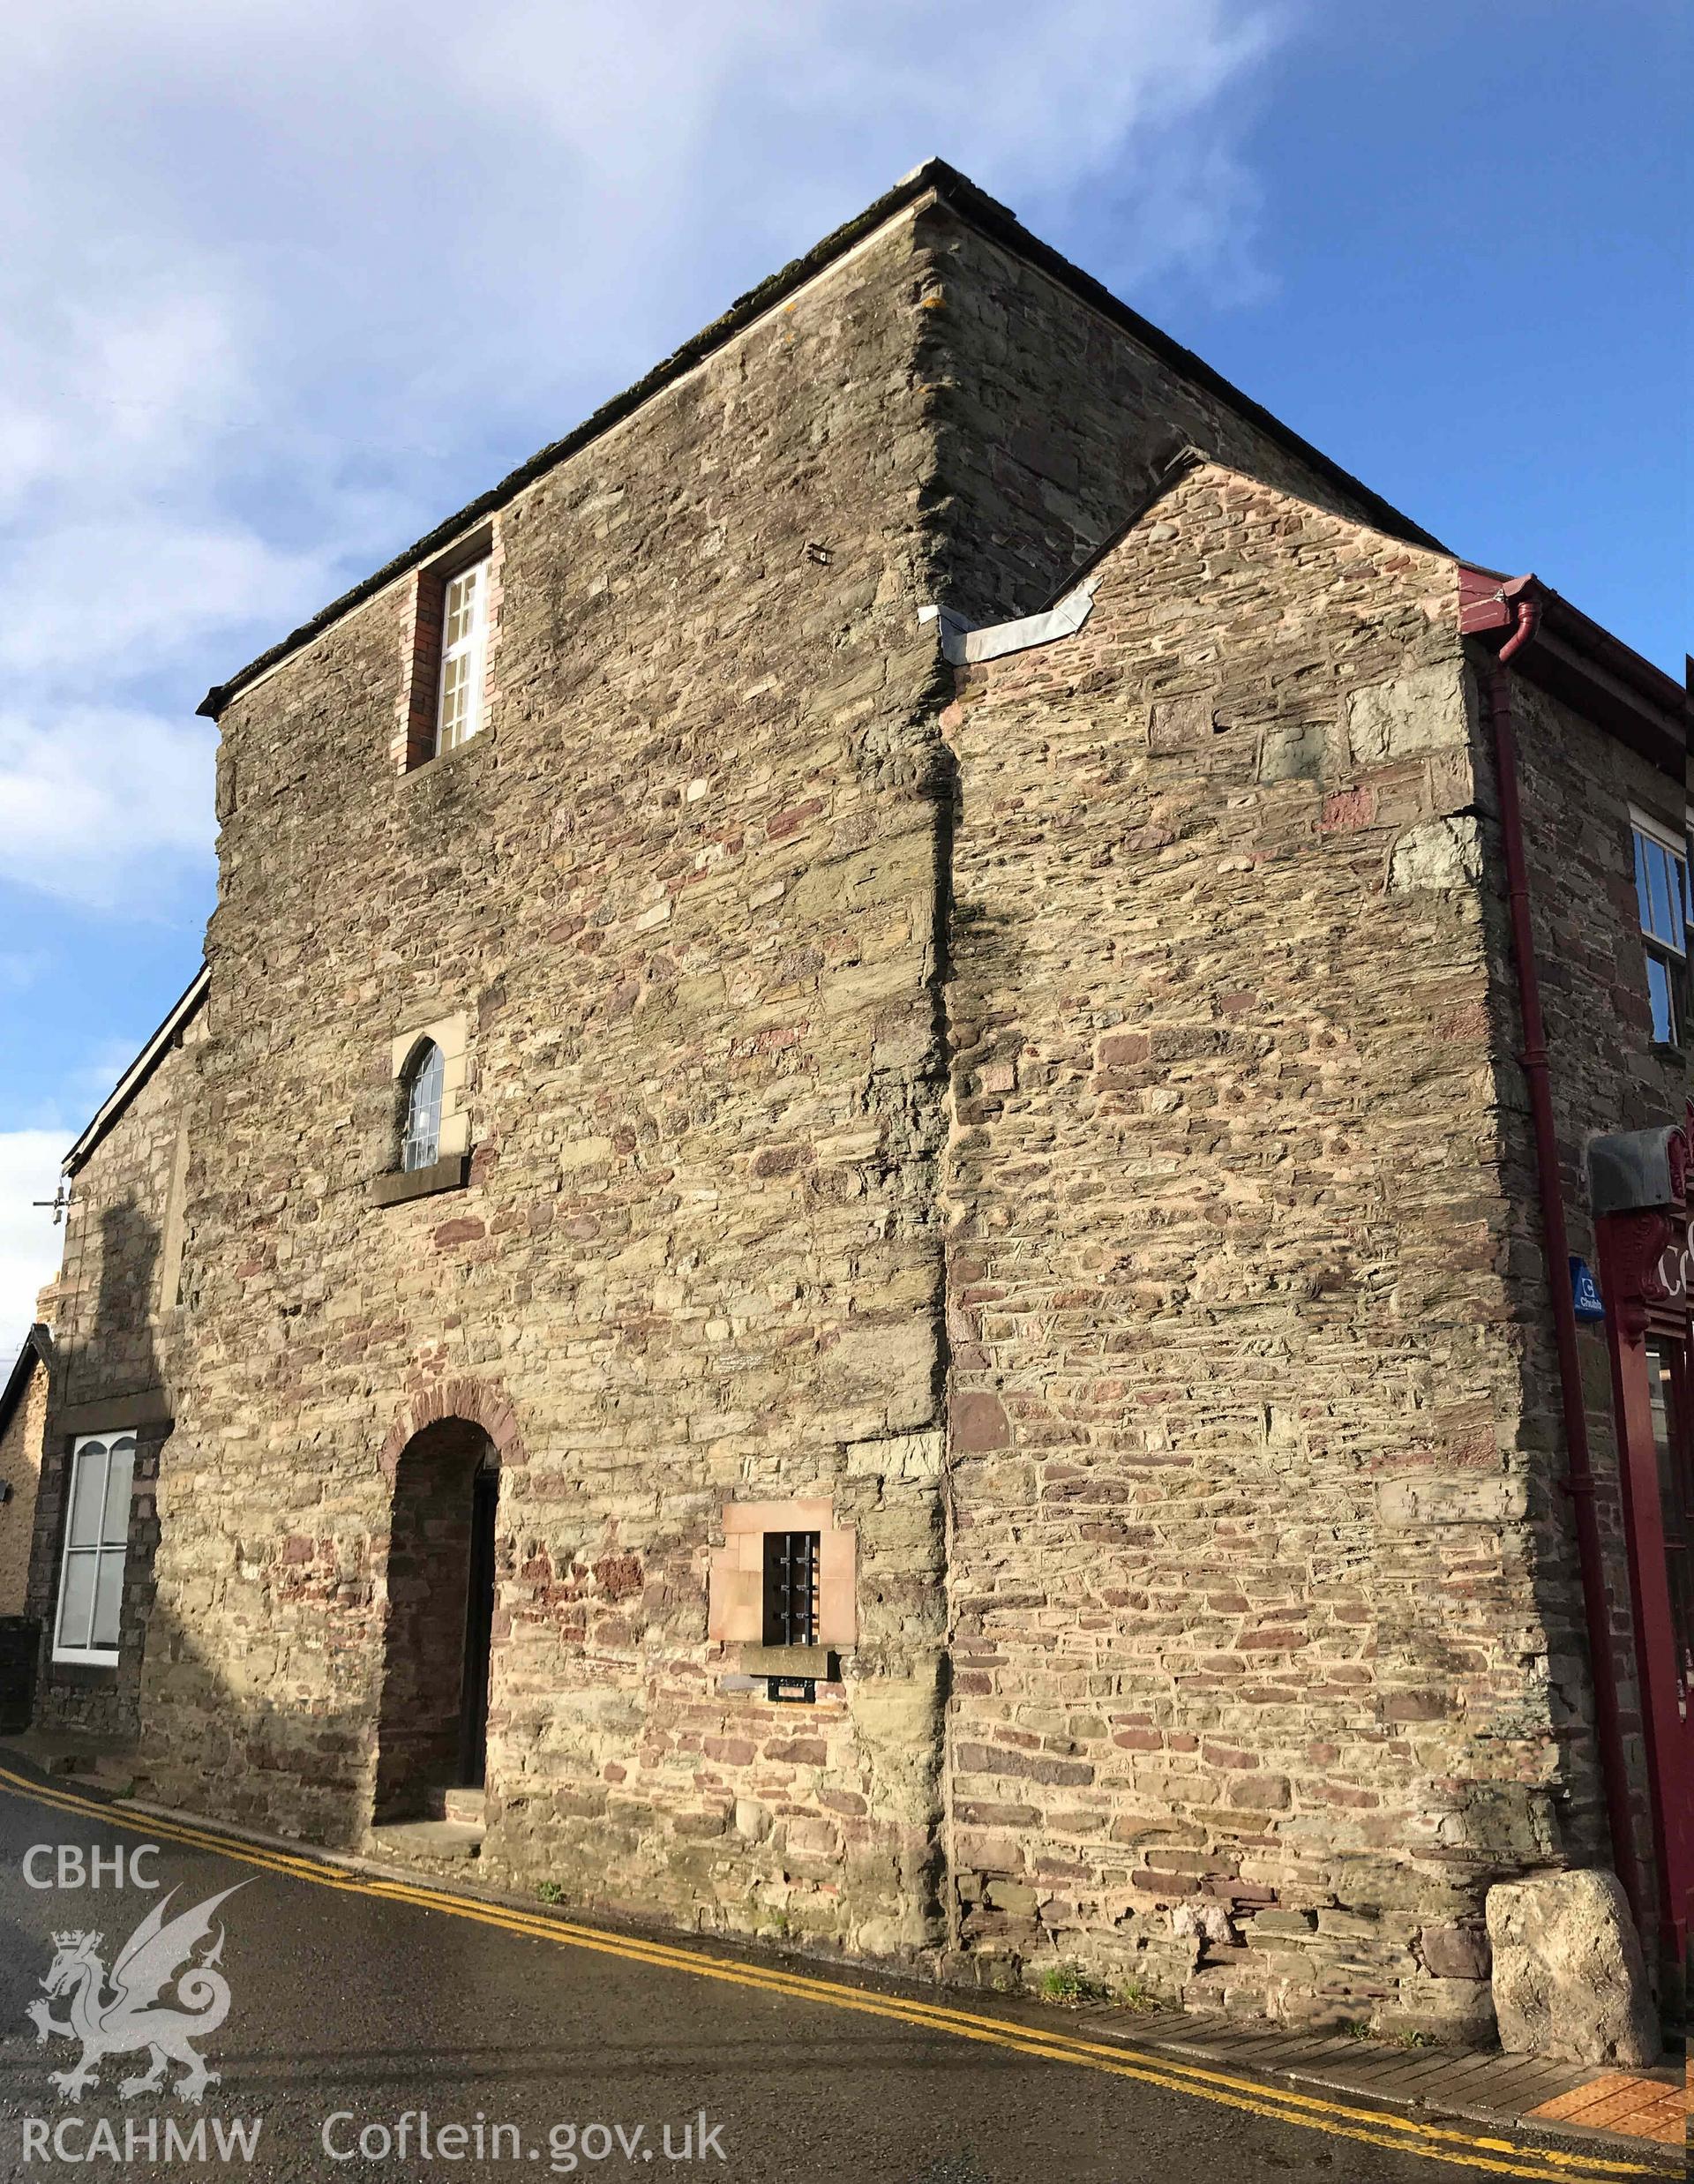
top-left (708, 1497), bottom-right (856, 1647)
top-left (394, 523), bottom-right (501, 774)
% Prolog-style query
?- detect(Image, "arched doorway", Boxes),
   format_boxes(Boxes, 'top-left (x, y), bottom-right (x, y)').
top-left (374, 1417), bottom-right (499, 1821)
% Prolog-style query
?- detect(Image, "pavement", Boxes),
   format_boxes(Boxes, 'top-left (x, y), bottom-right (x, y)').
top-left (0, 1748), bottom-right (1683, 2184)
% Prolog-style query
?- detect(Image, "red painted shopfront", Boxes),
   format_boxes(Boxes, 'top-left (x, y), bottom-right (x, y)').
top-left (1592, 1107), bottom-right (1694, 1973)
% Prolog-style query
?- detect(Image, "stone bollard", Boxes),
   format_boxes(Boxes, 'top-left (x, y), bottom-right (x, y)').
top-left (1484, 1869), bottom-right (1659, 2068)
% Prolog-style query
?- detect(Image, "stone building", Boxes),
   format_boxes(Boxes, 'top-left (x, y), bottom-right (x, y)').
top-left (21, 162), bottom-right (1690, 2042)
top-left (0, 1324), bottom-right (51, 1617)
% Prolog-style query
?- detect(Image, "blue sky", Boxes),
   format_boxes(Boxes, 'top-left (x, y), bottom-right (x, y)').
top-left (1, 0), bottom-right (1686, 1333)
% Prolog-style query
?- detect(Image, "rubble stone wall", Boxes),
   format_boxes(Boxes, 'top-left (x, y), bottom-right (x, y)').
top-left (940, 462), bottom-right (1549, 2036)
top-left (144, 210), bottom-right (959, 1952)
top-left (914, 201), bottom-right (1423, 628)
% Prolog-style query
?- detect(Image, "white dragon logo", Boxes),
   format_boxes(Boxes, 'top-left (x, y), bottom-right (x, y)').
top-left (26, 1883), bottom-right (247, 2105)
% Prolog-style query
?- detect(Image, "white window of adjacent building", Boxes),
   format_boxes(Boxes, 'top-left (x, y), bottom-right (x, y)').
top-left (435, 558), bottom-right (491, 754)
top-left (1631, 808), bottom-right (1690, 1047)
top-left (52, 1435), bottom-right (134, 1666)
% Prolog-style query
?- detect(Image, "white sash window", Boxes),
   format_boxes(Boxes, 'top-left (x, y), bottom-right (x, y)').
top-left (53, 1435), bottom-right (134, 1665)
top-left (435, 558), bottom-right (490, 754)
top-left (1632, 810), bottom-right (1690, 1048)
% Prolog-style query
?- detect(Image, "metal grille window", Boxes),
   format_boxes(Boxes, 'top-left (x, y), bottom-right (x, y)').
top-left (53, 1435), bottom-right (134, 1665)
top-left (762, 1531), bottom-right (820, 1647)
top-left (1632, 814), bottom-right (1690, 1047)
top-left (400, 1040), bottom-right (446, 1171)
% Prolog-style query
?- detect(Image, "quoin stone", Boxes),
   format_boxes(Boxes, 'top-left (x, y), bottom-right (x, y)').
top-left (1486, 1871), bottom-right (1659, 2068)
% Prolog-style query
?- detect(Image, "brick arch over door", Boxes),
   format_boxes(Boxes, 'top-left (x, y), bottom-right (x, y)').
top-left (379, 1378), bottom-right (528, 1482)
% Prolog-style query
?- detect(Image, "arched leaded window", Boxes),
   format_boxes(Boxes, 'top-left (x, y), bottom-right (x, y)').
top-left (400, 1040), bottom-right (446, 1172)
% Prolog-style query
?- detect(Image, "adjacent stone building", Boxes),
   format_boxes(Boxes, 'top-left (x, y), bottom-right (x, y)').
top-left (25, 972), bottom-right (204, 1737)
top-left (0, 1325), bottom-right (51, 1619)
top-left (22, 163), bottom-right (1690, 2042)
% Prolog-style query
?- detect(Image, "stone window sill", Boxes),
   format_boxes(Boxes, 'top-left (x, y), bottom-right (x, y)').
top-left (370, 1153), bottom-right (470, 1207)
top-left (401, 726), bottom-right (496, 779)
top-left (47, 1658), bottom-right (120, 1684)
top-left (731, 1643), bottom-right (843, 1678)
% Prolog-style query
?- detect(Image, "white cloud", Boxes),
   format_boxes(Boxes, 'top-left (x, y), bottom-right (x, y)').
top-left (0, 707), bottom-right (215, 909)
top-left (0, 0), bottom-right (1290, 927)
top-left (0, 521), bottom-right (331, 688)
top-left (0, 1131), bottom-right (65, 1347)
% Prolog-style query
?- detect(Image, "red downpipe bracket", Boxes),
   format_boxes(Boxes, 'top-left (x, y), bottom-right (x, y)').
top-left (1480, 583), bottom-right (1645, 1927)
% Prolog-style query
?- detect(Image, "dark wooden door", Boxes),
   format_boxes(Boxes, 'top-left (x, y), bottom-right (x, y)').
top-left (458, 1467), bottom-right (498, 1788)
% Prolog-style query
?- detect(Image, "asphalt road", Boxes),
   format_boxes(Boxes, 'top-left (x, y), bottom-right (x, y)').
top-left (0, 1760), bottom-right (1589, 2184)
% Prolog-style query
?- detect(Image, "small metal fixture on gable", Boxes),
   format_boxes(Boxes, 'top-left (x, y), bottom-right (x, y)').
top-left (805, 542), bottom-right (832, 566)
top-left (32, 1184), bottom-right (70, 1225)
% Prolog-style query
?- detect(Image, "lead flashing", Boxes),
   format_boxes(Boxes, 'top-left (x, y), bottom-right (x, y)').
top-left (921, 574), bottom-right (1101, 665)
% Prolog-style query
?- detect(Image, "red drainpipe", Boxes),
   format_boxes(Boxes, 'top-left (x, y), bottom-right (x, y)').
top-left (1474, 578), bottom-right (1644, 1925)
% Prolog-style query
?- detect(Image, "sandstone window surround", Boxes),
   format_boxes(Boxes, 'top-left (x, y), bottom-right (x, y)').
top-left (371, 1012), bottom-right (472, 1205)
top-left (1631, 806), bottom-right (1690, 1050)
top-left (708, 1498), bottom-right (856, 1669)
top-left (52, 1435), bottom-right (134, 1667)
top-left (393, 524), bottom-right (502, 774)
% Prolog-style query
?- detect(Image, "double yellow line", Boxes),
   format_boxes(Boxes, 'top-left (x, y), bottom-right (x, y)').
top-left (0, 1762), bottom-right (1666, 2182)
